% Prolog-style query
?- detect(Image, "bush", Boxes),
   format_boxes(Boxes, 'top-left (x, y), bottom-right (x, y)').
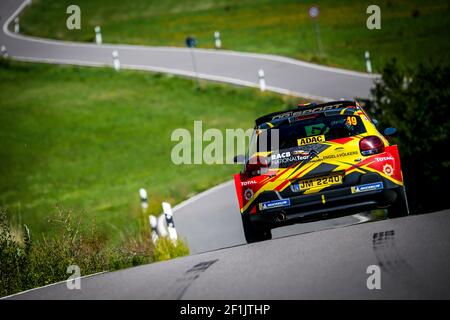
top-left (153, 237), bottom-right (190, 262)
top-left (371, 60), bottom-right (450, 213)
top-left (0, 208), bottom-right (188, 297)
top-left (0, 209), bottom-right (32, 296)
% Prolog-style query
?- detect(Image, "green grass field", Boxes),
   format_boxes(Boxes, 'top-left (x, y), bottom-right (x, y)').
top-left (0, 59), bottom-right (298, 242)
top-left (20, 0), bottom-right (450, 71)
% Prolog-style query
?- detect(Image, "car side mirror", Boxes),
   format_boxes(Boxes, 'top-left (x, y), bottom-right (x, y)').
top-left (372, 119), bottom-right (379, 127)
top-left (384, 127), bottom-right (397, 136)
top-left (233, 154), bottom-right (246, 164)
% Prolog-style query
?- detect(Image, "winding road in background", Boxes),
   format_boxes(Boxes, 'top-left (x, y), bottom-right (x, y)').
top-left (2, 0), bottom-right (450, 299)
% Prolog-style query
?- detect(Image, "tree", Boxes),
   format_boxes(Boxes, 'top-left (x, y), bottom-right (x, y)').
top-left (371, 60), bottom-right (450, 213)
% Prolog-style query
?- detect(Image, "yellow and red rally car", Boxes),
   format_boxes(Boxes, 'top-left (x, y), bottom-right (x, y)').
top-left (234, 100), bottom-right (409, 243)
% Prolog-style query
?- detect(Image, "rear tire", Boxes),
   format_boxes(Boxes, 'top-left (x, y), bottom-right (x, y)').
top-left (387, 187), bottom-right (410, 218)
top-left (241, 214), bottom-right (272, 243)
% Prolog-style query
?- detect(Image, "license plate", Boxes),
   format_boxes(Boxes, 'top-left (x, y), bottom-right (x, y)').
top-left (292, 174), bottom-right (343, 191)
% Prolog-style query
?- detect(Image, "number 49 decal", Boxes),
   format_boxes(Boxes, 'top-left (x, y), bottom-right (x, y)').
top-left (346, 116), bottom-right (357, 126)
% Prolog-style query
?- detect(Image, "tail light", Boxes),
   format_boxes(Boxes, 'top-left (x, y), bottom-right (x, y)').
top-left (359, 136), bottom-right (385, 156)
top-left (245, 156), bottom-right (269, 177)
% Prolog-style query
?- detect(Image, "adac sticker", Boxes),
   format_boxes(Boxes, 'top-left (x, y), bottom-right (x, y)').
top-left (259, 199), bottom-right (291, 210)
top-left (351, 182), bottom-right (384, 194)
top-left (297, 135), bottom-right (325, 146)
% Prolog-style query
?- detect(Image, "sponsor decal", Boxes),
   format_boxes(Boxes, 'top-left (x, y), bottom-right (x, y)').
top-left (297, 135), bottom-right (325, 146)
top-left (259, 199), bottom-right (291, 210)
top-left (272, 104), bottom-right (343, 120)
top-left (375, 156), bottom-right (394, 162)
top-left (244, 188), bottom-right (254, 200)
top-left (271, 151), bottom-right (291, 160)
top-left (308, 149), bottom-right (320, 160)
top-left (383, 163), bottom-right (394, 176)
top-left (267, 144), bottom-right (328, 167)
top-left (241, 180), bottom-right (257, 186)
top-left (292, 149), bottom-right (309, 156)
top-left (270, 151), bottom-right (309, 165)
top-left (351, 182), bottom-right (384, 194)
top-left (291, 183), bottom-right (301, 192)
top-left (321, 151), bottom-right (358, 160)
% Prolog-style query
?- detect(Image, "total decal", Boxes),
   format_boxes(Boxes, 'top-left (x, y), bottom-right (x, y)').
top-left (241, 180), bottom-right (257, 186)
top-left (375, 156), bottom-right (394, 162)
top-left (372, 155), bottom-right (395, 176)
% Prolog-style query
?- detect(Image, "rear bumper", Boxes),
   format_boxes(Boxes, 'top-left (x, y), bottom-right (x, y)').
top-left (249, 185), bottom-right (400, 227)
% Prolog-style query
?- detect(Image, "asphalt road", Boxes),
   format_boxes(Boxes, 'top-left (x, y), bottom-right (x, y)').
top-left (2, 0), bottom-right (449, 300)
top-left (1, 0), bottom-right (377, 102)
top-left (7, 210), bottom-right (450, 299)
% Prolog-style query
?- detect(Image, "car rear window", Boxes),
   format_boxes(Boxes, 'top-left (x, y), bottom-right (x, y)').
top-left (256, 114), bottom-right (367, 151)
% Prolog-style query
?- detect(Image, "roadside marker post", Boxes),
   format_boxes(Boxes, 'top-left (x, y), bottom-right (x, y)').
top-left (258, 69), bottom-right (266, 92)
top-left (214, 31), bottom-right (222, 49)
top-left (162, 202), bottom-right (178, 242)
top-left (95, 26), bottom-right (102, 45)
top-left (365, 51), bottom-right (372, 73)
top-left (185, 36), bottom-right (200, 90)
top-left (112, 50), bottom-right (120, 71)
top-left (1, 45), bottom-right (8, 58)
top-left (157, 214), bottom-right (168, 238)
top-left (14, 17), bottom-right (19, 34)
top-left (149, 215), bottom-right (159, 245)
top-left (139, 188), bottom-right (148, 213)
top-left (309, 6), bottom-right (323, 56)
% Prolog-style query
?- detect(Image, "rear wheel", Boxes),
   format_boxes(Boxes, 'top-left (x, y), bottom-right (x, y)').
top-left (241, 214), bottom-right (272, 243)
top-left (387, 187), bottom-right (410, 218)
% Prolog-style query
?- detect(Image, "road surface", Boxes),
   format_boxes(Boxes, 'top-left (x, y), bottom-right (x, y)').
top-left (6, 210), bottom-right (450, 299)
top-left (1, 0), bottom-right (377, 102)
top-left (2, 0), bottom-right (449, 300)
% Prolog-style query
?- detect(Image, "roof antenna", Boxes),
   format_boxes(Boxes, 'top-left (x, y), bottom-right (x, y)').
top-left (297, 102), bottom-right (317, 108)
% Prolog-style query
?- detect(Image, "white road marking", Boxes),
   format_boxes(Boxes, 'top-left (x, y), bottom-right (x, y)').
top-left (0, 271), bottom-right (107, 300)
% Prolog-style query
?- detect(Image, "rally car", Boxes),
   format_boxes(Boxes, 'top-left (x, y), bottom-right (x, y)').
top-left (234, 100), bottom-right (409, 243)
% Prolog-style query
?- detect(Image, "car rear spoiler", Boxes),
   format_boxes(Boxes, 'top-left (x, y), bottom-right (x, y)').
top-left (255, 100), bottom-right (359, 126)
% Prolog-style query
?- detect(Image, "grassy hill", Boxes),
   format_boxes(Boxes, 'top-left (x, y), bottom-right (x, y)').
top-left (20, 0), bottom-right (450, 71)
top-left (0, 60), bottom-right (298, 242)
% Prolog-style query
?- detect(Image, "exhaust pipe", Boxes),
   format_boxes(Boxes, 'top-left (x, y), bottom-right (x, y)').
top-left (276, 212), bottom-right (287, 222)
